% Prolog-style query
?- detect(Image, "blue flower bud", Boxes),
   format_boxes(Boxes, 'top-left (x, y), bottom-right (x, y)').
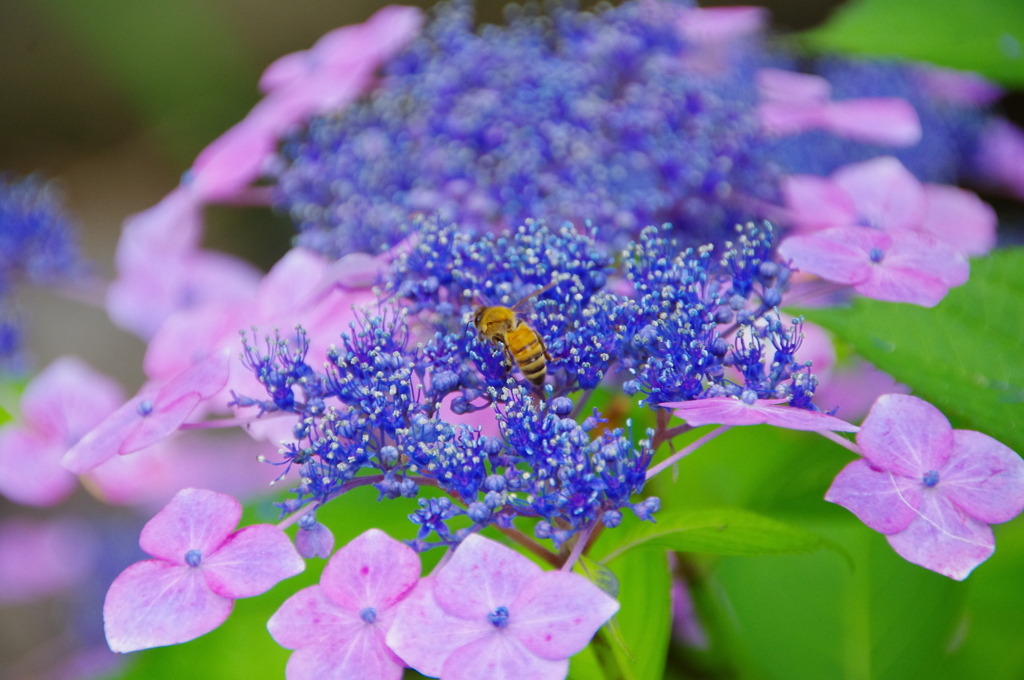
top-left (380, 445), bottom-right (399, 465)
top-left (602, 510), bottom-right (623, 528)
top-left (714, 307), bottom-right (734, 324)
top-left (551, 397), bottom-right (574, 416)
top-left (484, 475), bottom-right (506, 492)
top-left (467, 502), bottom-right (490, 523)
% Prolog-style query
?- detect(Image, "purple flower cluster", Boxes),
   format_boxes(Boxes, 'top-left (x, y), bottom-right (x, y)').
top-left (234, 215), bottom-right (833, 550)
top-left (275, 0), bottom-right (778, 258)
top-left (0, 175), bottom-right (85, 369)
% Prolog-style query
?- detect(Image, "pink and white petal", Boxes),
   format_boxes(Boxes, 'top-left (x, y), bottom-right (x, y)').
top-left (203, 524), bottom-right (305, 598)
top-left (883, 229), bottom-right (969, 288)
top-left (511, 570), bottom-right (619, 660)
top-left (20, 356), bottom-right (124, 440)
top-left (189, 115), bottom-right (277, 201)
top-left (921, 184), bottom-right (997, 257)
top-left (320, 529), bottom-right (420, 613)
top-left (284, 627), bottom-right (404, 680)
top-left (434, 534), bottom-right (544, 620)
top-left (254, 248), bottom-right (329, 320)
top-left (832, 157), bottom-right (927, 232)
top-left (103, 560), bottom-right (233, 653)
top-left (441, 633), bottom-right (570, 680)
top-left (114, 187), bottom-right (203, 271)
top-left (854, 264), bottom-right (950, 307)
top-left (777, 228), bottom-right (877, 285)
top-left (825, 459), bottom-right (921, 534)
top-left (156, 347), bottom-right (234, 403)
top-left (813, 358), bottom-right (910, 423)
top-left (823, 98), bottom-right (922, 147)
top-left (139, 488), bottom-right (242, 564)
top-left (0, 428), bottom-right (78, 506)
top-left (268, 585), bottom-right (365, 649)
top-left (385, 578), bottom-right (489, 677)
top-left (756, 68), bottom-right (831, 103)
top-left (886, 494), bottom-right (994, 581)
top-left (940, 430), bottom-right (1024, 524)
top-left (354, 5), bottom-right (426, 65)
top-left (663, 397), bottom-right (858, 432)
top-left (857, 394), bottom-right (954, 477)
top-left (144, 303), bottom-right (248, 382)
top-left (781, 174), bottom-right (857, 232)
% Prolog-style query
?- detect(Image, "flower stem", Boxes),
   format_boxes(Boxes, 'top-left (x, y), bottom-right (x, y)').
top-left (561, 523), bottom-right (596, 571)
top-left (497, 526), bottom-right (561, 568)
top-left (646, 425), bottom-right (732, 480)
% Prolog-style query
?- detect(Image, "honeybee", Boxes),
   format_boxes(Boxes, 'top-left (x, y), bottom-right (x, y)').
top-left (472, 282), bottom-right (557, 386)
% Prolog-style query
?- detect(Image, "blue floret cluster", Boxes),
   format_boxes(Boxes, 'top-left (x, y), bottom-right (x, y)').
top-left (235, 217), bottom-right (821, 551)
top-left (275, 0), bottom-right (779, 258)
top-left (0, 175), bottom-right (85, 370)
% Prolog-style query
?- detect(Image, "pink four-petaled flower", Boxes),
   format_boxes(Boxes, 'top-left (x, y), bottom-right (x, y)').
top-left (387, 533), bottom-right (619, 680)
top-left (825, 394), bottom-right (1024, 580)
top-left (268, 529), bottom-right (419, 680)
top-left (103, 488), bottom-right (305, 652)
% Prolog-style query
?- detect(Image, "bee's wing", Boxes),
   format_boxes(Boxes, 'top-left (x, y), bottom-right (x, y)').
top-left (510, 279), bottom-right (561, 312)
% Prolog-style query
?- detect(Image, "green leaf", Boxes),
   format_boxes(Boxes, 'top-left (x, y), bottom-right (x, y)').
top-left (608, 549), bottom-right (673, 680)
top-left (599, 508), bottom-right (840, 564)
top-left (800, 249), bottom-right (1024, 454)
top-left (705, 518), bottom-right (967, 680)
top-left (800, 0), bottom-right (1024, 87)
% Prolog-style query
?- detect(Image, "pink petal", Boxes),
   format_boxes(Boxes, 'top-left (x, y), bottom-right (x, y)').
top-left (676, 6), bottom-right (768, 45)
top-left (663, 397), bottom-right (859, 432)
top-left (510, 570), bottom-right (619, 660)
top-left (351, 5), bottom-right (425, 66)
top-left (812, 358), bottom-right (911, 423)
top-left (320, 529), bottom-right (420, 612)
top-left (114, 187), bottom-right (203, 271)
top-left (268, 586), bottom-right (365, 649)
top-left (940, 430), bottom-right (1024, 524)
top-left (832, 157), bottom-right (926, 232)
top-left (921, 184), bottom-right (997, 256)
top-left (777, 227), bottom-right (879, 285)
top-left (823, 98), bottom-right (922, 146)
top-left (886, 493), bottom-right (994, 580)
top-left (434, 534), bottom-right (543, 620)
top-left (781, 175), bottom-right (857, 232)
top-left (756, 68), bottom-right (831, 103)
top-left (259, 50), bottom-right (312, 94)
top-left (20, 356), bottom-right (124, 441)
top-left (857, 394), bottom-right (954, 477)
top-left (975, 118), bottom-right (1024, 200)
top-left (385, 578), bottom-right (489, 677)
top-left (440, 633), bottom-right (569, 680)
top-left (284, 626), bottom-right (404, 680)
top-left (202, 524), bottom-right (305, 598)
top-left (854, 262), bottom-right (950, 307)
top-left (255, 248), bottom-right (329, 320)
top-left (825, 459), bottom-right (922, 534)
top-left (139, 488), bottom-right (242, 564)
top-left (121, 349), bottom-right (233, 455)
top-left (61, 391), bottom-right (158, 473)
top-left (0, 428), bottom-right (78, 506)
top-left (143, 303), bottom-right (248, 381)
top-left (915, 66), bottom-right (1003, 106)
top-left (103, 560), bottom-right (233, 652)
top-left (189, 115), bottom-right (278, 201)
top-left (758, 102), bottom-right (827, 137)
top-left (882, 228), bottom-right (969, 288)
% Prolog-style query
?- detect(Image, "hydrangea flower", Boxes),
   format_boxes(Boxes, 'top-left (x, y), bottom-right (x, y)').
top-left (825, 395), bottom-right (1024, 580)
top-left (268, 529), bottom-right (419, 680)
top-left (386, 533), bottom-right (619, 679)
top-left (0, 356), bottom-right (123, 505)
top-left (104, 488), bottom-right (305, 652)
top-left (778, 225), bottom-right (969, 307)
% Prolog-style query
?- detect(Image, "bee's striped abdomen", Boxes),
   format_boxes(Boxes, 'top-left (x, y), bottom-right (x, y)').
top-left (506, 323), bottom-right (547, 385)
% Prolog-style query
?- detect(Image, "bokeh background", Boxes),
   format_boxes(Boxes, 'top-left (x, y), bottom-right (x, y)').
top-left (0, 0), bottom-right (1021, 678)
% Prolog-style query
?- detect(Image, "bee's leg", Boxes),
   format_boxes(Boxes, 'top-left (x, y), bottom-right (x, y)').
top-left (497, 338), bottom-right (514, 375)
top-left (538, 334), bottom-right (552, 362)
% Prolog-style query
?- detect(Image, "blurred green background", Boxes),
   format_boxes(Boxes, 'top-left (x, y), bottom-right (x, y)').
top-left (0, 0), bottom-right (1022, 678)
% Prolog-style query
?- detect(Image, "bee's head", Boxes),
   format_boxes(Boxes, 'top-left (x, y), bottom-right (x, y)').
top-left (473, 307), bottom-right (486, 328)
